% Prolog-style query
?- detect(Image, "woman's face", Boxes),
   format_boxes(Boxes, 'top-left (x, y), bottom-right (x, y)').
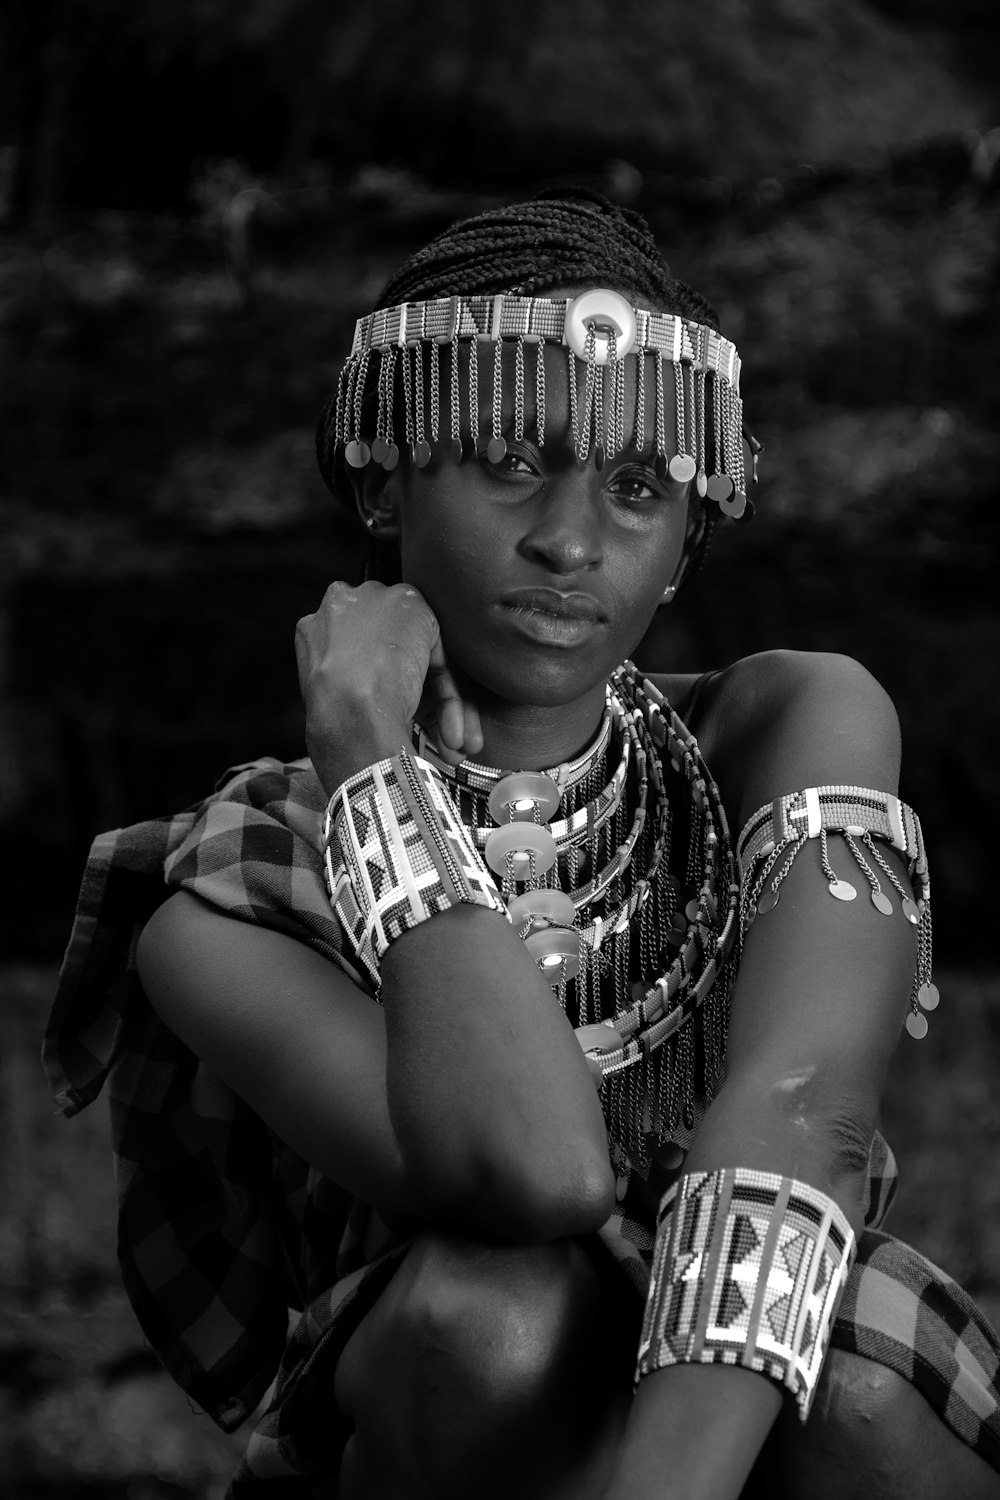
top-left (381, 338), bottom-right (694, 713)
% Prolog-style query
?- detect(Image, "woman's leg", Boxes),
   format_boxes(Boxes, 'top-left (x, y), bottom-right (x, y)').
top-left (746, 1348), bottom-right (1000, 1499)
top-left (333, 1230), bottom-right (635, 1500)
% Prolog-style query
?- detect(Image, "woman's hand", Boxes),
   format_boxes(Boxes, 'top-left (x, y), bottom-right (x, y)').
top-left (294, 580), bottom-right (483, 795)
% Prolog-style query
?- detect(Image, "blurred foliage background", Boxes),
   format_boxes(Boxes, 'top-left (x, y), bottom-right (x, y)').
top-left (1, 1), bottom-right (1000, 1494)
top-left (1, 0), bottom-right (999, 962)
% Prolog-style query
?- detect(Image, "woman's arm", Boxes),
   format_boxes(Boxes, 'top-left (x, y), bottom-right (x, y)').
top-left (137, 579), bottom-right (615, 1243)
top-left (605, 649), bottom-right (915, 1500)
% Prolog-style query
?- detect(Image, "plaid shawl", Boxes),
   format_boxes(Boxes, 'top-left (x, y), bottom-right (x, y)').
top-left (43, 755), bottom-right (1000, 1487)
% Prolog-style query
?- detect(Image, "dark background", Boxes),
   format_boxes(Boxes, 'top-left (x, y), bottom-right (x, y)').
top-left (2, 1), bottom-right (1000, 1492)
top-left (3, 0), bottom-right (999, 962)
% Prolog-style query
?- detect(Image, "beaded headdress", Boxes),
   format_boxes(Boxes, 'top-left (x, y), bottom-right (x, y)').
top-left (319, 287), bottom-right (759, 522)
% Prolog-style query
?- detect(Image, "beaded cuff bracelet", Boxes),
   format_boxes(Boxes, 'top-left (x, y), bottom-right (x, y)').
top-left (636, 1167), bottom-right (856, 1421)
top-left (736, 786), bottom-right (936, 1039)
top-left (322, 750), bottom-right (509, 990)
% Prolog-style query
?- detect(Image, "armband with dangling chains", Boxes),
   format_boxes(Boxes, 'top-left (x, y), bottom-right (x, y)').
top-left (736, 786), bottom-right (937, 1039)
top-left (635, 1168), bottom-right (856, 1420)
top-left (322, 750), bottom-right (510, 991)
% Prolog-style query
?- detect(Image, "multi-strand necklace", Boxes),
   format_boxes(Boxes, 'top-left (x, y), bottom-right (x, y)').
top-left (415, 662), bottom-right (740, 1170)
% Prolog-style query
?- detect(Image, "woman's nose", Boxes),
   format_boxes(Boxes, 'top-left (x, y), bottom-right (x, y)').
top-left (517, 480), bottom-right (603, 576)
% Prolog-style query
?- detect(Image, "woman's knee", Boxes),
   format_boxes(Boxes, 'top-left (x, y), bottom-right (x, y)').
top-left (758, 1349), bottom-right (1000, 1500)
top-left (335, 1231), bottom-right (624, 1493)
top-left (378, 1231), bottom-right (605, 1405)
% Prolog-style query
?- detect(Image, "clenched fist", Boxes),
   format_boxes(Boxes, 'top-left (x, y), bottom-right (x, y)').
top-left (295, 580), bottom-right (483, 795)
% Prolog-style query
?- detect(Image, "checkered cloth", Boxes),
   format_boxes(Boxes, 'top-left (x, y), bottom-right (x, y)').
top-left (43, 756), bottom-right (1000, 1492)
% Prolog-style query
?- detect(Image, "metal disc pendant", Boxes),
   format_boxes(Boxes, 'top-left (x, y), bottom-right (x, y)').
top-left (524, 925), bottom-right (579, 982)
top-left (486, 435), bottom-right (507, 464)
top-left (668, 453), bottom-right (696, 483)
top-left (345, 439), bottom-right (370, 469)
top-left (371, 436), bottom-right (389, 464)
top-left (661, 1141), bottom-right (686, 1170)
top-left (829, 879), bottom-right (857, 901)
top-left (757, 888), bottom-right (780, 915)
top-left (449, 437), bottom-right (464, 464)
top-left (412, 439), bottom-right (432, 468)
top-left (905, 1011), bottom-right (929, 1040)
top-left (901, 897), bottom-right (920, 925)
top-left (918, 981), bottom-right (940, 1011)
top-left (381, 442), bottom-right (399, 471)
top-left (735, 495), bottom-right (756, 525)
top-left (705, 473), bottom-right (734, 504)
top-left (508, 887), bottom-right (576, 930)
top-left (489, 771), bottom-right (561, 825)
top-left (872, 891), bottom-right (894, 916)
top-left (484, 821), bottom-right (557, 880)
top-left (594, 444), bottom-right (605, 471)
top-left (695, 470), bottom-right (708, 498)
top-left (655, 452), bottom-right (668, 479)
top-left (615, 1173), bottom-right (629, 1202)
top-left (721, 490), bottom-right (746, 519)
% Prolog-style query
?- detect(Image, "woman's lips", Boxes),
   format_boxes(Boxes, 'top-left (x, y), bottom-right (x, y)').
top-left (499, 589), bottom-right (605, 646)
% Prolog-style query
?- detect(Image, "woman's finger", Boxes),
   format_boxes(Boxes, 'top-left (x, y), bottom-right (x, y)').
top-left (425, 635), bottom-right (467, 759)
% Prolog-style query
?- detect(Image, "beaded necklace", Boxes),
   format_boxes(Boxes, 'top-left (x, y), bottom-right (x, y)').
top-left (418, 661), bottom-right (740, 1170)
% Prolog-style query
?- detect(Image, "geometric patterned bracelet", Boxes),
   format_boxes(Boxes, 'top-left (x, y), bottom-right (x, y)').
top-left (635, 1168), bottom-right (857, 1421)
top-left (322, 748), bottom-right (510, 991)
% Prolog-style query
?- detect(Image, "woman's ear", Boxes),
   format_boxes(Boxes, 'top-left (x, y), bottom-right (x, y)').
top-left (351, 463), bottom-right (401, 539)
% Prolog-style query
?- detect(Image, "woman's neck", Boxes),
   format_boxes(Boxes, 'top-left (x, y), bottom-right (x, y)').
top-left (467, 682), bottom-right (610, 772)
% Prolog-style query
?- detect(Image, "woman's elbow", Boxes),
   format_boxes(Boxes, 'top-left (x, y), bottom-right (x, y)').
top-left (418, 1142), bottom-right (616, 1243)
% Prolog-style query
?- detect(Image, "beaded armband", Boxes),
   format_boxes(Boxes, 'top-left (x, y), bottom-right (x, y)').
top-left (736, 785), bottom-right (937, 1038)
top-left (636, 1168), bottom-right (856, 1421)
top-left (322, 749), bottom-right (509, 990)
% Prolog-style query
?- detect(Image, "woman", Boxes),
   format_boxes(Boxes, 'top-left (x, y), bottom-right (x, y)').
top-left (45, 190), bottom-right (1000, 1498)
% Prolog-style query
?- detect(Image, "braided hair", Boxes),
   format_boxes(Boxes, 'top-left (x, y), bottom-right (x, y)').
top-left (320, 188), bottom-right (731, 584)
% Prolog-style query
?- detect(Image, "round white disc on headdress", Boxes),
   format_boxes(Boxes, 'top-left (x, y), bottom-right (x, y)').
top-left (564, 288), bottom-right (637, 366)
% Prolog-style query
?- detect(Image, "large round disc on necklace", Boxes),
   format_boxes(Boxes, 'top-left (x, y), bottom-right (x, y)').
top-left (574, 1021), bottom-right (623, 1056)
top-left (484, 821), bottom-right (557, 880)
top-left (871, 890), bottom-right (893, 916)
top-left (371, 436), bottom-right (389, 464)
top-left (905, 1010), bottom-right (929, 1039)
top-left (449, 437), bottom-right (464, 464)
top-left (488, 772), bottom-right (561, 825)
top-left (412, 439), bottom-right (432, 468)
top-left (345, 440), bottom-right (370, 469)
top-left (381, 442), bottom-right (399, 471)
top-left (486, 435), bottom-right (507, 464)
top-left (525, 926), bottom-right (580, 981)
top-left (757, 888), bottom-right (779, 914)
top-left (508, 888), bottom-right (576, 929)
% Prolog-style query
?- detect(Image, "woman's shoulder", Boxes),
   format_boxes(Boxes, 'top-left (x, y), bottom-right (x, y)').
top-left (655, 651), bottom-right (901, 823)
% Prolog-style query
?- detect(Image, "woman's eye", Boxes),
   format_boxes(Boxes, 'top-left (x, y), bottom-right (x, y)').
top-left (487, 449), bottom-right (538, 478)
top-left (608, 469), bottom-right (659, 502)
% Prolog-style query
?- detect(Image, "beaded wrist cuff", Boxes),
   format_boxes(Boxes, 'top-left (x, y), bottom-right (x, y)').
top-left (735, 785), bottom-right (936, 1039)
top-left (322, 750), bottom-right (509, 990)
top-left (636, 1168), bottom-right (856, 1421)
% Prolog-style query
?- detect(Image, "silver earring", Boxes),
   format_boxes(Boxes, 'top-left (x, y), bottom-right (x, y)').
top-left (661, 583), bottom-right (677, 604)
top-left (364, 516), bottom-right (376, 531)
